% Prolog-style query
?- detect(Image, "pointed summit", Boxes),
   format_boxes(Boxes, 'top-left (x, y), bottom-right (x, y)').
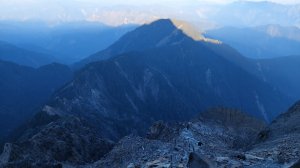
top-left (142, 18), bottom-right (204, 41)
top-left (169, 19), bottom-right (203, 41)
top-left (77, 18), bottom-right (219, 67)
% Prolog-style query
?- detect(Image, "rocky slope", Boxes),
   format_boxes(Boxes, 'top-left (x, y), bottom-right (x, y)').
top-left (85, 103), bottom-right (300, 168)
top-left (0, 113), bottom-right (113, 168)
top-left (248, 101), bottom-right (300, 166)
top-left (2, 103), bottom-right (300, 167)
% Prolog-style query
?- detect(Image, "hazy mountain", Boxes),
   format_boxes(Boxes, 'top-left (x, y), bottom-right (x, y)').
top-left (256, 24), bottom-right (300, 42)
top-left (0, 21), bottom-right (136, 63)
top-left (76, 19), bottom-right (218, 68)
top-left (39, 22), bottom-right (136, 63)
top-left (211, 1), bottom-right (300, 28)
top-left (206, 26), bottom-right (300, 58)
top-left (203, 41), bottom-right (300, 103)
top-left (0, 61), bottom-right (73, 139)
top-left (255, 56), bottom-right (300, 101)
top-left (39, 19), bottom-right (289, 144)
top-left (1, 1), bottom-right (300, 29)
top-left (0, 18), bottom-right (298, 167)
top-left (0, 41), bottom-right (57, 68)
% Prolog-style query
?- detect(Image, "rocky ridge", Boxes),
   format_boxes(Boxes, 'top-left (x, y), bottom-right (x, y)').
top-left (0, 115), bottom-right (113, 168)
top-left (1, 102), bottom-right (300, 167)
top-left (85, 104), bottom-right (300, 168)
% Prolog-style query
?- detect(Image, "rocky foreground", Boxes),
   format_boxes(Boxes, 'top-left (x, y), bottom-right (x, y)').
top-left (1, 102), bottom-right (300, 167)
top-left (86, 104), bottom-right (300, 168)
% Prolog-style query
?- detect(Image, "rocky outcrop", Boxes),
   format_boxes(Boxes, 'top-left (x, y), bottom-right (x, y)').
top-left (2, 103), bottom-right (300, 167)
top-left (86, 108), bottom-right (267, 168)
top-left (0, 116), bottom-right (113, 168)
top-left (84, 104), bottom-right (300, 167)
top-left (248, 101), bottom-right (300, 166)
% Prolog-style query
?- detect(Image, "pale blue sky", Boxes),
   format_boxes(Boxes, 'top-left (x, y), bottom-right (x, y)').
top-left (0, 0), bottom-right (299, 24)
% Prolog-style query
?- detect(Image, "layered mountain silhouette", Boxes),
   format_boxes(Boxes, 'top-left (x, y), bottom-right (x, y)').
top-left (211, 1), bottom-right (300, 27)
top-left (201, 37), bottom-right (300, 103)
top-left (0, 18), bottom-right (299, 167)
top-left (0, 41), bottom-right (57, 68)
top-left (76, 19), bottom-right (219, 68)
top-left (255, 56), bottom-right (300, 101)
top-left (38, 19), bottom-right (290, 141)
top-left (0, 60), bottom-right (73, 139)
top-left (206, 26), bottom-right (300, 59)
top-left (256, 24), bottom-right (300, 42)
top-left (0, 21), bottom-right (135, 64)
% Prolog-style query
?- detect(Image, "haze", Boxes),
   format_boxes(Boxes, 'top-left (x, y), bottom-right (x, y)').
top-left (0, 0), bottom-right (299, 25)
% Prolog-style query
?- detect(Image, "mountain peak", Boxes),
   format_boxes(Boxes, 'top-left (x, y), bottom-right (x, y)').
top-left (146, 18), bottom-right (220, 43)
top-left (170, 19), bottom-right (203, 41)
top-left (77, 18), bottom-right (220, 67)
top-left (144, 18), bottom-right (203, 41)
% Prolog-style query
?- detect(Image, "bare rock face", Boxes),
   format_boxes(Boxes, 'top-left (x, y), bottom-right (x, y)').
top-left (146, 121), bottom-right (183, 141)
top-left (249, 101), bottom-right (300, 166)
top-left (0, 143), bottom-right (13, 164)
top-left (0, 116), bottom-right (113, 168)
top-left (86, 108), bottom-right (267, 168)
top-left (2, 103), bottom-right (300, 167)
top-left (84, 104), bottom-right (300, 168)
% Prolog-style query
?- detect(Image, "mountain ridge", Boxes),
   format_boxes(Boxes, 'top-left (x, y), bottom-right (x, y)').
top-left (76, 19), bottom-right (220, 68)
top-left (0, 41), bottom-right (57, 68)
top-left (0, 18), bottom-right (299, 167)
top-left (0, 60), bottom-right (73, 139)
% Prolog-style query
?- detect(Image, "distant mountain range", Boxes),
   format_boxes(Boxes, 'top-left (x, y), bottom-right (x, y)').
top-left (0, 21), bottom-right (136, 64)
top-left (256, 24), bottom-right (300, 42)
top-left (210, 1), bottom-right (300, 28)
top-left (206, 26), bottom-right (300, 102)
top-left (206, 25), bottom-right (300, 59)
top-left (1, 1), bottom-right (300, 28)
top-left (0, 41), bottom-right (57, 68)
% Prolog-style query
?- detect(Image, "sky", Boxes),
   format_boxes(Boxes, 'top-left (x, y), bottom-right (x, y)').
top-left (45, 0), bottom-right (300, 5)
top-left (0, 0), bottom-right (299, 26)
